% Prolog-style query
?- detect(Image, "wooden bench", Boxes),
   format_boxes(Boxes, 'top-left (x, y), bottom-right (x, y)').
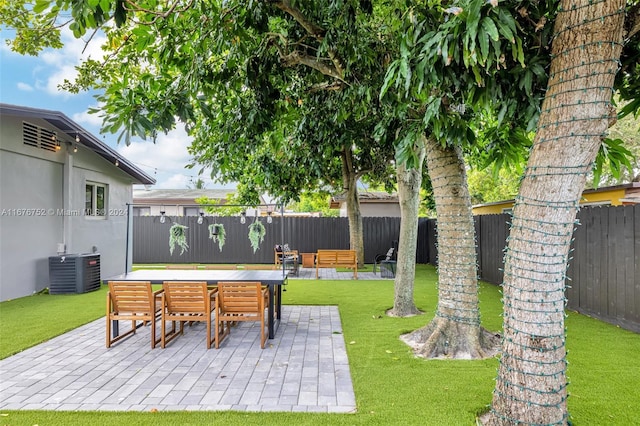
top-left (315, 249), bottom-right (357, 279)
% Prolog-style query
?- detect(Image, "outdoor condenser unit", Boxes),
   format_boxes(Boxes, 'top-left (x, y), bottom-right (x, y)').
top-left (48, 253), bottom-right (101, 294)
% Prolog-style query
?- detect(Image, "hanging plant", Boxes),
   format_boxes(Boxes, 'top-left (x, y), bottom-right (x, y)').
top-left (248, 219), bottom-right (266, 253)
top-left (208, 223), bottom-right (226, 252)
top-left (169, 223), bottom-right (189, 255)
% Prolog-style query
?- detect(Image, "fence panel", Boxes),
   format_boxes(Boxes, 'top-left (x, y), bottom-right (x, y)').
top-left (133, 216), bottom-right (402, 265)
top-left (132, 205), bottom-right (638, 332)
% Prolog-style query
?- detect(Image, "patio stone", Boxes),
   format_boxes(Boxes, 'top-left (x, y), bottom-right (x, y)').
top-left (0, 268), bottom-right (375, 413)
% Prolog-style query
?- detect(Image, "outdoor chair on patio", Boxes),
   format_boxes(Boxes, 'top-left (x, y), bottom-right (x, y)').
top-left (204, 264), bottom-right (238, 270)
top-left (161, 281), bottom-right (217, 349)
top-left (106, 280), bottom-right (163, 348)
top-left (215, 281), bottom-right (269, 349)
top-left (165, 264), bottom-right (198, 270)
top-left (243, 264), bottom-right (276, 270)
top-left (373, 248), bottom-right (395, 275)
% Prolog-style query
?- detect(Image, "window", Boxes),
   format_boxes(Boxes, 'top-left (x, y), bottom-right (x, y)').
top-left (184, 206), bottom-right (200, 216)
top-left (86, 183), bottom-right (106, 217)
top-left (133, 207), bottom-right (150, 216)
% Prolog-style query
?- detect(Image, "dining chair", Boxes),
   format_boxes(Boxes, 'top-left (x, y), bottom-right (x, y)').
top-left (215, 281), bottom-right (269, 349)
top-left (106, 280), bottom-right (163, 348)
top-left (243, 264), bottom-right (276, 270)
top-left (165, 264), bottom-right (198, 270)
top-left (204, 264), bottom-right (238, 270)
top-left (161, 281), bottom-right (217, 349)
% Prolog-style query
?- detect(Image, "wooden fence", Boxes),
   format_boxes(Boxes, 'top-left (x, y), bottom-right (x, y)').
top-left (133, 216), bottom-right (408, 265)
top-left (427, 205), bottom-right (640, 333)
top-left (133, 205), bottom-right (639, 332)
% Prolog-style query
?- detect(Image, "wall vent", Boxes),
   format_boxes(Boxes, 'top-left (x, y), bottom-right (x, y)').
top-left (23, 121), bottom-right (58, 152)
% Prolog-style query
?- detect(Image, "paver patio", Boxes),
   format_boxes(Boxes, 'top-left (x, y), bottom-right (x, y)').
top-left (0, 266), bottom-right (390, 412)
top-left (0, 303), bottom-right (355, 412)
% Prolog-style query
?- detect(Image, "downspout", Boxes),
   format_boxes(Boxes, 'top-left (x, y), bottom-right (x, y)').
top-left (62, 145), bottom-right (73, 254)
top-left (125, 203), bottom-right (133, 272)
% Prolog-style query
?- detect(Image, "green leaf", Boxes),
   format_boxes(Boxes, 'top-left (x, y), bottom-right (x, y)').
top-left (478, 30), bottom-right (489, 63)
top-left (480, 17), bottom-right (499, 42)
top-left (33, 0), bottom-right (51, 14)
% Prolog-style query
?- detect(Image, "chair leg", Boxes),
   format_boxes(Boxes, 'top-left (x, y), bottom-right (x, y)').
top-left (206, 314), bottom-right (212, 349)
top-left (151, 316), bottom-right (157, 349)
top-left (106, 316), bottom-right (111, 348)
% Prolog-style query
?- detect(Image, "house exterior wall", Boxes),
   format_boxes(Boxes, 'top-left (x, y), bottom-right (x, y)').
top-left (338, 202), bottom-right (401, 217)
top-left (472, 202), bottom-right (515, 215)
top-left (1, 145), bottom-right (64, 300)
top-left (581, 188), bottom-right (626, 205)
top-left (472, 187), bottom-right (632, 215)
top-left (69, 147), bottom-right (134, 284)
top-left (0, 114), bottom-right (135, 301)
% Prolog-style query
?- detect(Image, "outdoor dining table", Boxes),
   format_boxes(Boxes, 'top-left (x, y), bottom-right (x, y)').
top-left (105, 269), bottom-right (288, 340)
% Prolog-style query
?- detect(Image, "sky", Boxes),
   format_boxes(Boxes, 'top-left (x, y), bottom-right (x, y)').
top-left (0, 27), bottom-right (231, 190)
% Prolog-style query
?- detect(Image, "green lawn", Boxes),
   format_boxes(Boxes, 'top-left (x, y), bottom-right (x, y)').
top-left (0, 264), bottom-right (638, 425)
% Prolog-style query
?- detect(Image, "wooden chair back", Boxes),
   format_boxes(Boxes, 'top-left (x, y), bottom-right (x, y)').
top-left (204, 264), bottom-right (238, 270)
top-left (165, 264), bottom-right (198, 270)
top-left (163, 281), bottom-right (210, 314)
top-left (243, 264), bottom-right (276, 270)
top-left (106, 281), bottom-right (161, 348)
top-left (215, 281), bottom-right (268, 348)
top-left (161, 281), bottom-right (217, 348)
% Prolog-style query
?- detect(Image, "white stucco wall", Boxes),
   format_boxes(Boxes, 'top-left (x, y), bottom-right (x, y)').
top-left (0, 113), bottom-right (137, 301)
top-left (0, 148), bottom-right (64, 300)
top-left (338, 202), bottom-right (401, 217)
top-left (68, 147), bottom-right (134, 284)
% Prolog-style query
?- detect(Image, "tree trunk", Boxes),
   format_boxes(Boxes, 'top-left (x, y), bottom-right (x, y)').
top-left (387, 134), bottom-right (426, 317)
top-left (401, 139), bottom-right (499, 358)
top-left (482, 1), bottom-right (626, 424)
top-left (341, 147), bottom-right (365, 267)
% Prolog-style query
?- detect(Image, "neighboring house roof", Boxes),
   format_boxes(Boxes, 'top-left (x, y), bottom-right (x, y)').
top-left (133, 188), bottom-right (236, 204)
top-left (330, 191), bottom-right (399, 209)
top-left (472, 182), bottom-right (640, 214)
top-left (0, 103), bottom-right (155, 185)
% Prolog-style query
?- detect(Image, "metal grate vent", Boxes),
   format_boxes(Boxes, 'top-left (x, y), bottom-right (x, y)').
top-left (23, 121), bottom-right (58, 152)
top-left (49, 254), bottom-right (101, 294)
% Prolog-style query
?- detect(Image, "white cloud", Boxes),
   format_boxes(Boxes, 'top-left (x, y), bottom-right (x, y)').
top-left (72, 107), bottom-right (104, 128)
top-left (159, 174), bottom-right (193, 189)
top-left (38, 28), bottom-right (108, 97)
top-left (17, 82), bottom-right (34, 91)
top-left (116, 127), bottom-right (196, 189)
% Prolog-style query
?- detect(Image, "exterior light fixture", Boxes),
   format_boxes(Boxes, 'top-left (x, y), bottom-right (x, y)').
top-left (197, 212), bottom-right (204, 225)
top-left (267, 211), bottom-right (273, 224)
top-left (53, 133), bottom-right (61, 151)
top-left (240, 211), bottom-right (246, 224)
top-left (160, 211), bottom-right (166, 224)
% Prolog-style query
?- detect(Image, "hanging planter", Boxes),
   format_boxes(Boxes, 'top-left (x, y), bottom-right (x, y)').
top-left (248, 219), bottom-right (266, 253)
top-left (208, 223), bottom-right (226, 252)
top-left (169, 223), bottom-right (189, 255)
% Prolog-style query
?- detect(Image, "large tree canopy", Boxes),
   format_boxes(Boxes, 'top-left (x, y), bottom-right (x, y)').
top-left (1, 0), bottom-right (402, 266)
top-left (2, 1), bottom-right (397, 201)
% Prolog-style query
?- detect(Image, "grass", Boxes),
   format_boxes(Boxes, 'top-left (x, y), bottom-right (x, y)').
top-left (1, 264), bottom-right (639, 425)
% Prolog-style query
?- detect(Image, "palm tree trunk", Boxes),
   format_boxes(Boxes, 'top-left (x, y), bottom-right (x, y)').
top-left (388, 134), bottom-right (426, 317)
top-left (483, 1), bottom-right (626, 424)
top-left (401, 139), bottom-right (499, 358)
top-left (342, 147), bottom-right (365, 267)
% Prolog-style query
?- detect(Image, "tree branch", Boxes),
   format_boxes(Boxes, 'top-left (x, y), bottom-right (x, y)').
top-left (272, 0), bottom-right (325, 38)
top-left (280, 50), bottom-right (349, 84)
top-left (271, 0), bottom-right (347, 83)
top-left (125, 0), bottom-right (195, 24)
